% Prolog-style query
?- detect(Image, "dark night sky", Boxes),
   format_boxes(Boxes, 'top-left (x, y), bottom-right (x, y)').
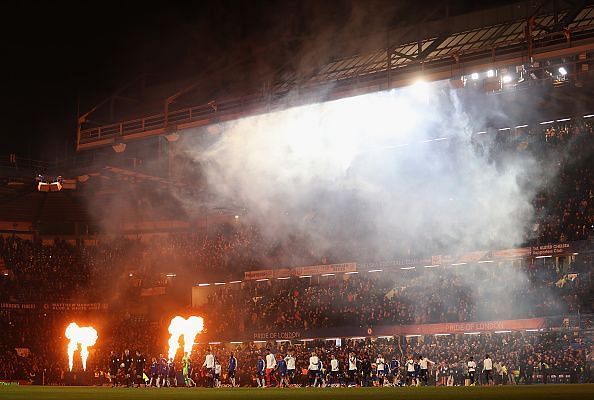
top-left (3, 1), bottom-right (274, 160)
top-left (1, 0), bottom-right (518, 161)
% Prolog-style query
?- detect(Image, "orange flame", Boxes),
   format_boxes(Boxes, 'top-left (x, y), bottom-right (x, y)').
top-left (65, 322), bottom-right (98, 371)
top-left (167, 316), bottom-right (204, 360)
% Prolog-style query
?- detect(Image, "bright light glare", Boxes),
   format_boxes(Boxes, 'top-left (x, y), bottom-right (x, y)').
top-left (471, 73), bottom-right (479, 80)
top-left (202, 84), bottom-right (435, 201)
top-left (410, 79), bottom-right (431, 102)
top-left (266, 87), bottom-right (430, 172)
top-left (194, 69), bottom-right (542, 281)
top-left (487, 70), bottom-right (495, 77)
top-left (412, 78), bottom-right (428, 89)
top-left (502, 75), bottom-right (513, 84)
top-left (558, 67), bottom-right (568, 76)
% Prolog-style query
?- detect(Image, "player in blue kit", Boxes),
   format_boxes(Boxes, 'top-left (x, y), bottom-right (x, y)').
top-left (414, 360), bottom-right (421, 387)
top-left (149, 357), bottom-right (159, 387)
top-left (167, 358), bottom-right (177, 387)
top-left (256, 354), bottom-right (265, 388)
top-left (158, 354), bottom-right (168, 387)
top-left (228, 352), bottom-right (238, 387)
top-left (277, 355), bottom-right (288, 387)
top-left (390, 357), bottom-right (401, 386)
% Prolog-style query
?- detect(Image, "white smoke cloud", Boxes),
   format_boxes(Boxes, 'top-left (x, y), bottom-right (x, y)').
top-left (181, 80), bottom-right (545, 262)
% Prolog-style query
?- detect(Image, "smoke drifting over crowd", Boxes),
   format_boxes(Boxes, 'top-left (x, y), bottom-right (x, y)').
top-left (183, 81), bottom-right (546, 261)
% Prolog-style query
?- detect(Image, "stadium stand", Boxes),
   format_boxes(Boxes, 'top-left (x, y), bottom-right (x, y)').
top-left (0, 117), bottom-right (593, 385)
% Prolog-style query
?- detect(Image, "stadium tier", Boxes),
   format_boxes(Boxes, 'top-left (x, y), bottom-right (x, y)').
top-left (3, 2), bottom-right (594, 394)
top-left (1, 115), bottom-right (594, 386)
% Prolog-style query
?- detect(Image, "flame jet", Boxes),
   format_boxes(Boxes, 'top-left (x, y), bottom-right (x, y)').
top-left (167, 316), bottom-right (204, 360)
top-left (65, 322), bottom-right (98, 371)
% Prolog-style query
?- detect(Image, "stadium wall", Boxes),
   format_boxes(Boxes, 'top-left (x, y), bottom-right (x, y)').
top-left (194, 316), bottom-right (553, 343)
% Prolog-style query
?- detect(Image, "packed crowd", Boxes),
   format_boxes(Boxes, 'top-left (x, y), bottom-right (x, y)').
top-left (0, 229), bottom-right (270, 303)
top-left (0, 118), bottom-right (592, 384)
top-left (199, 259), bottom-right (592, 336)
top-left (59, 331), bottom-right (594, 387)
top-left (0, 119), bottom-right (592, 304)
top-left (0, 237), bottom-right (89, 303)
top-left (2, 312), bottom-right (590, 386)
top-left (0, 228), bottom-right (324, 305)
top-left (499, 118), bottom-right (594, 246)
top-left (204, 330), bottom-right (590, 387)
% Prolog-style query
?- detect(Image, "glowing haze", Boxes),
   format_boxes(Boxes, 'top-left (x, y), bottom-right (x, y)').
top-left (172, 80), bottom-right (563, 322)
top-left (167, 316), bottom-right (204, 360)
top-left (65, 322), bottom-right (98, 371)
top-left (183, 81), bottom-right (545, 262)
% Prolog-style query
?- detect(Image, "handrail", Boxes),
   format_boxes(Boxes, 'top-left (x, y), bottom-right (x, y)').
top-left (77, 6), bottom-right (594, 149)
top-left (78, 93), bottom-right (266, 143)
top-left (78, 52), bottom-right (594, 146)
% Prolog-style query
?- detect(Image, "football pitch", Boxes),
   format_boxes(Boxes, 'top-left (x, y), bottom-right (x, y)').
top-left (1, 385), bottom-right (593, 400)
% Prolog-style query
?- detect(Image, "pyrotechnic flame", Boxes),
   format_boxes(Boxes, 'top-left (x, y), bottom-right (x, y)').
top-left (65, 322), bottom-right (98, 371)
top-left (167, 316), bottom-right (204, 360)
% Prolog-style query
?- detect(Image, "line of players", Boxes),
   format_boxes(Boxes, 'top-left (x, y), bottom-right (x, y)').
top-left (108, 349), bottom-right (147, 387)
top-left (252, 350), bottom-right (413, 388)
top-left (107, 348), bottom-right (495, 388)
top-left (108, 349), bottom-right (233, 388)
top-left (216, 349), bottom-right (495, 388)
top-left (109, 350), bottom-right (197, 388)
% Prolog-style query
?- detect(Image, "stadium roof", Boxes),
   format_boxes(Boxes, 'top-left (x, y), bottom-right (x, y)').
top-left (77, 0), bottom-right (594, 150)
top-left (299, 4), bottom-right (594, 85)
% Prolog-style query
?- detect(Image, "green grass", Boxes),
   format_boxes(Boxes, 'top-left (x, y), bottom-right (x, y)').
top-left (0, 385), bottom-right (592, 400)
